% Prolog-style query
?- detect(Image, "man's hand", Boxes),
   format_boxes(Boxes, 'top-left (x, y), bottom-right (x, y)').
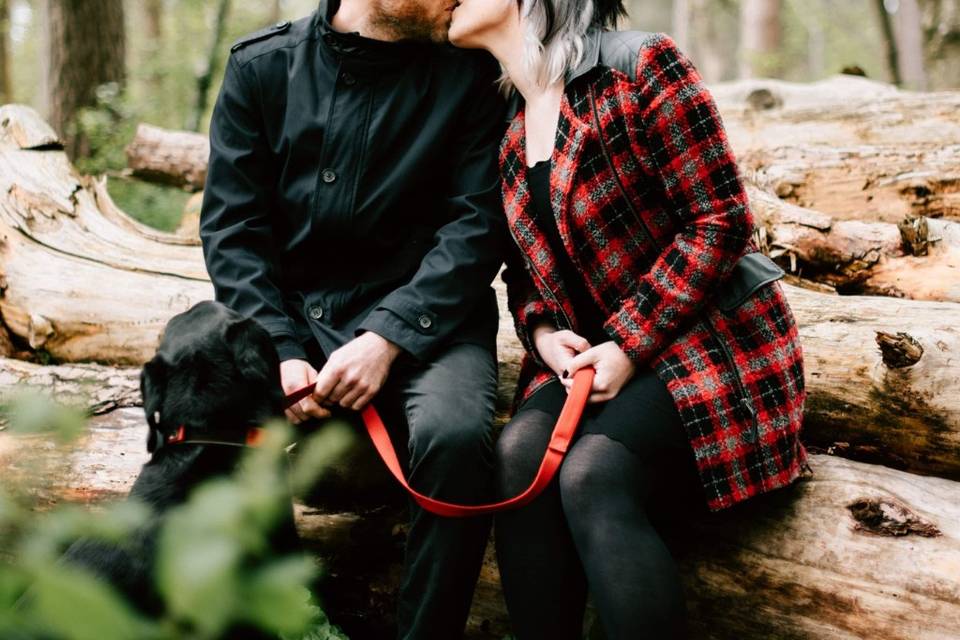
top-left (280, 358), bottom-right (330, 424)
top-left (312, 331), bottom-right (403, 412)
top-left (561, 341), bottom-right (636, 403)
top-left (532, 323), bottom-right (591, 379)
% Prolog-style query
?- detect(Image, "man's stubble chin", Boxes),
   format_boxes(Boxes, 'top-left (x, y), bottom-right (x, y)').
top-left (369, 0), bottom-right (451, 43)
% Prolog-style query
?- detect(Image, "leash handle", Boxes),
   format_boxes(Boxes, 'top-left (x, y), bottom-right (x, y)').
top-left (283, 367), bottom-right (595, 517)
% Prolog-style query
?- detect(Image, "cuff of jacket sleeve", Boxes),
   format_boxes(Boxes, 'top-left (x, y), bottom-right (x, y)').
top-left (272, 334), bottom-right (308, 363)
top-left (601, 300), bottom-right (660, 366)
top-left (356, 307), bottom-right (432, 362)
top-left (516, 310), bottom-right (553, 370)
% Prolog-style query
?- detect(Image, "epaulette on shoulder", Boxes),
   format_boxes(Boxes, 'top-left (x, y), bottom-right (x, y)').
top-left (230, 20), bottom-right (292, 53)
top-left (598, 30), bottom-right (658, 82)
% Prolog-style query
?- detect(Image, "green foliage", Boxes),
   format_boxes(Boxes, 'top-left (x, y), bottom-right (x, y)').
top-left (106, 178), bottom-right (191, 233)
top-left (66, 80), bottom-right (189, 233)
top-left (0, 394), bottom-right (355, 640)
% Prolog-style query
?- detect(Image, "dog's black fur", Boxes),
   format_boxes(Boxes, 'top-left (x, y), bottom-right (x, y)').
top-left (54, 301), bottom-right (301, 620)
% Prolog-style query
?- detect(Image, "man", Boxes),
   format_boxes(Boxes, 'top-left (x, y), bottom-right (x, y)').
top-left (198, 0), bottom-right (507, 637)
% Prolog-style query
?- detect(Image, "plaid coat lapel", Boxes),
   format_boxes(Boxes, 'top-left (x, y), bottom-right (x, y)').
top-left (500, 94), bottom-right (594, 330)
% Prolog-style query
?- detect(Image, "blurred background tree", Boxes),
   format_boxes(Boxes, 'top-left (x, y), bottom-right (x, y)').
top-left (0, 0), bottom-right (957, 231)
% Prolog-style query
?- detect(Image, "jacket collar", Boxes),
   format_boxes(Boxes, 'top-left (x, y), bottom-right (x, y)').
top-left (315, 0), bottom-right (427, 66)
top-left (504, 26), bottom-right (603, 122)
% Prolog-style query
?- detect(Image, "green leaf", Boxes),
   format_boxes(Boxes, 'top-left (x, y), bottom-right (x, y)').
top-left (156, 510), bottom-right (242, 637)
top-left (240, 555), bottom-right (318, 635)
top-left (26, 565), bottom-right (156, 640)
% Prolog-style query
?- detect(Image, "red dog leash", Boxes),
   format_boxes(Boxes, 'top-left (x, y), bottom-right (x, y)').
top-left (282, 367), bottom-right (595, 517)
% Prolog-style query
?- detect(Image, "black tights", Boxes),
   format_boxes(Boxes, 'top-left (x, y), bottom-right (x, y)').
top-left (494, 372), bottom-right (695, 640)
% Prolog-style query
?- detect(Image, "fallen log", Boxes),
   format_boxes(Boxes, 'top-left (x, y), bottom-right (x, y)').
top-left (108, 76), bottom-right (960, 226)
top-left (0, 356), bottom-right (140, 417)
top-left (2, 104), bottom-right (960, 479)
top-left (69, 112), bottom-right (960, 302)
top-left (748, 187), bottom-right (960, 301)
top-left (713, 75), bottom-right (960, 224)
top-left (124, 123), bottom-right (208, 192)
top-left (2, 408), bottom-right (958, 640)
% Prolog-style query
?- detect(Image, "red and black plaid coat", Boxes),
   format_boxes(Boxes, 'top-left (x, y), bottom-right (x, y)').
top-left (499, 28), bottom-right (813, 513)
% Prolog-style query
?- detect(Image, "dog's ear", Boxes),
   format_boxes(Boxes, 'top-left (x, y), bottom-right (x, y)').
top-left (141, 356), bottom-right (167, 453)
top-left (224, 318), bottom-right (279, 384)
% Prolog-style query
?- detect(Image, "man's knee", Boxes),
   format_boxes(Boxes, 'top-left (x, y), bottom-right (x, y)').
top-left (407, 393), bottom-right (494, 469)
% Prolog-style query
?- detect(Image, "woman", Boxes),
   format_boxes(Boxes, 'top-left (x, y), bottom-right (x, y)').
top-left (449, 1), bottom-right (813, 638)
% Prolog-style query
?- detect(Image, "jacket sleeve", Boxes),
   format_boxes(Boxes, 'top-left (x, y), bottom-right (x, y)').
top-left (356, 57), bottom-right (508, 361)
top-left (500, 229), bottom-right (553, 369)
top-left (199, 54), bottom-right (308, 362)
top-left (602, 33), bottom-right (754, 365)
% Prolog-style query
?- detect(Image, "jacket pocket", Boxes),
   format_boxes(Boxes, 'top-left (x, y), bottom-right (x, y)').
top-left (715, 251), bottom-right (785, 313)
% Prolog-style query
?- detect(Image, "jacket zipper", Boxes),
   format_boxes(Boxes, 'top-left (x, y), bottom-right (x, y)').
top-left (588, 85), bottom-right (657, 253)
top-left (702, 319), bottom-right (758, 439)
top-left (587, 85), bottom-right (759, 440)
top-left (518, 243), bottom-right (574, 331)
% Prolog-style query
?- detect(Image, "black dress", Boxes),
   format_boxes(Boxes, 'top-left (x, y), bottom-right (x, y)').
top-left (526, 159), bottom-right (607, 343)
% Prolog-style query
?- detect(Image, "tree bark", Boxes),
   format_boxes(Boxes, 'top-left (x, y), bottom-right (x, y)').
top-left (41, 0), bottom-right (126, 159)
top-left (3, 413), bottom-right (959, 639)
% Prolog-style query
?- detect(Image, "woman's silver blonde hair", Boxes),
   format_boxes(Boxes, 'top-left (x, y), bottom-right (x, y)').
top-left (497, 0), bottom-right (597, 94)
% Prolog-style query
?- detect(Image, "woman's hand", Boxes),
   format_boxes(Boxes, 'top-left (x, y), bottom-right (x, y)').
top-left (532, 323), bottom-right (591, 378)
top-left (562, 341), bottom-right (636, 403)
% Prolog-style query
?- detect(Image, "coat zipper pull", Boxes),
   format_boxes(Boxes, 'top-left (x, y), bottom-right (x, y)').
top-left (740, 396), bottom-right (758, 443)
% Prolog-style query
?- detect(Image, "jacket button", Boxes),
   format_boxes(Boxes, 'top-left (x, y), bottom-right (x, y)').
top-left (418, 315), bottom-right (432, 329)
top-left (275, 20), bottom-right (289, 29)
top-left (309, 305), bottom-right (324, 320)
top-left (341, 72), bottom-right (356, 86)
top-left (321, 169), bottom-right (337, 184)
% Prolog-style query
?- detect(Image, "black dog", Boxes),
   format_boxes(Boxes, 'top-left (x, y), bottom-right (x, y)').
top-left (55, 300), bottom-right (301, 619)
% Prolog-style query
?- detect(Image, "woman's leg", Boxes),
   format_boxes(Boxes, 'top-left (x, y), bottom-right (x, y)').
top-left (558, 368), bottom-right (691, 639)
top-left (493, 381), bottom-right (588, 640)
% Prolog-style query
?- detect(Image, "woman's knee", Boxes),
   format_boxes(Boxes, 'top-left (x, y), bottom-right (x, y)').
top-left (493, 409), bottom-right (554, 495)
top-left (558, 434), bottom-right (649, 518)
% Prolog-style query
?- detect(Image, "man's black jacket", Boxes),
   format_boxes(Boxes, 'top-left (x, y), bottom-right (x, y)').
top-left (199, 0), bottom-right (507, 364)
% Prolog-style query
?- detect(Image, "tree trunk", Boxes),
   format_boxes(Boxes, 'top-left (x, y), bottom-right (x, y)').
top-left (874, 0), bottom-right (902, 86)
top-left (188, 0), bottom-right (231, 133)
top-left (0, 0), bottom-right (11, 104)
top-left (268, 0), bottom-right (283, 25)
top-left (739, 0), bottom-right (783, 79)
top-left (2, 412), bottom-right (958, 639)
top-left (894, 0), bottom-right (929, 90)
top-left (920, 0), bottom-right (960, 90)
top-left (42, 0), bottom-right (126, 159)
